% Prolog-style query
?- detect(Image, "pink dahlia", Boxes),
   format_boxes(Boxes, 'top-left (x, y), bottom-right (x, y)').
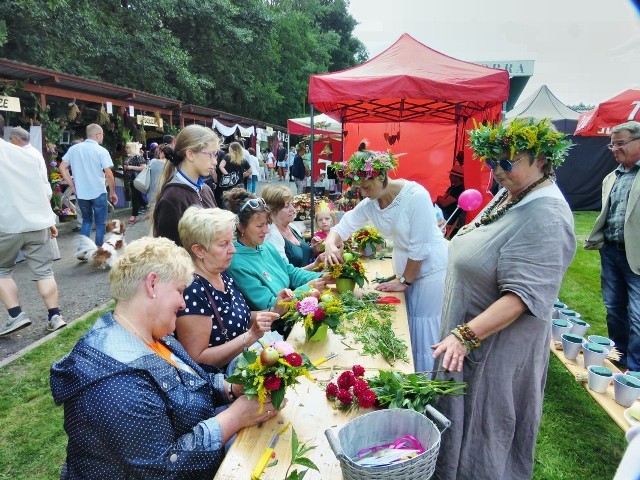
top-left (297, 296), bottom-right (319, 315)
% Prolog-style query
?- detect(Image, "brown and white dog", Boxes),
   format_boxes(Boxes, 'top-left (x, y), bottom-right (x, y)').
top-left (76, 219), bottom-right (127, 269)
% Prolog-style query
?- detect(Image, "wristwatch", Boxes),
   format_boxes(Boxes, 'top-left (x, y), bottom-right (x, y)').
top-left (399, 275), bottom-right (412, 286)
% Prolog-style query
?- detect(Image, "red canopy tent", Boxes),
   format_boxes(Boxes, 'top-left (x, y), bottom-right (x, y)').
top-left (307, 33), bottom-right (510, 217)
top-left (574, 89), bottom-right (640, 137)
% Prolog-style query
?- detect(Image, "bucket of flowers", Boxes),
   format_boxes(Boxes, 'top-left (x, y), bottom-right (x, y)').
top-left (353, 226), bottom-right (385, 257)
top-left (281, 289), bottom-right (344, 342)
top-left (330, 247), bottom-right (368, 293)
top-left (226, 340), bottom-right (316, 413)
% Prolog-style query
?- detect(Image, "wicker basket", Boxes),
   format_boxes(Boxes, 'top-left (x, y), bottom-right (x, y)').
top-left (325, 406), bottom-right (449, 480)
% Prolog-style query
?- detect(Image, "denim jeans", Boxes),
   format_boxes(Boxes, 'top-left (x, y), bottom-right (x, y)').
top-left (249, 175), bottom-right (258, 193)
top-left (601, 243), bottom-right (640, 370)
top-left (78, 193), bottom-right (108, 247)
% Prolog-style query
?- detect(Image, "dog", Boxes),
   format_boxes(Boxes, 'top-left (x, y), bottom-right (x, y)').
top-left (76, 219), bottom-right (127, 269)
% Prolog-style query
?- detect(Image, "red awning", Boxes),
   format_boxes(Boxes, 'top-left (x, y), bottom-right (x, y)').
top-left (308, 34), bottom-right (509, 124)
top-left (574, 89), bottom-right (640, 136)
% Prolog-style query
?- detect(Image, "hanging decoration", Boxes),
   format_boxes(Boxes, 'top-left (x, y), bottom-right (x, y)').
top-left (68, 99), bottom-right (80, 121)
top-left (97, 104), bottom-right (110, 126)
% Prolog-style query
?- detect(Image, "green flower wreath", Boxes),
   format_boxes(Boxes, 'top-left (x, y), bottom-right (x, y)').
top-left (468, 118), bottom-right (573, 167)
top-left (331, 150), bottom-right (399, 185)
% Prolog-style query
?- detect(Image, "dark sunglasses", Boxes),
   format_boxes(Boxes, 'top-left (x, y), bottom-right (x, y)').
top-left (240, 198), bottom-right (267, 212)
top-left (484, 156), bottom-right (526, 172)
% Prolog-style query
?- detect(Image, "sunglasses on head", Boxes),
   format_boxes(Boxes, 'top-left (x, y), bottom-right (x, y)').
top-left (240, 197), bottom-right (267, 212)
top-left (484, 156), bottom-right (526, 172)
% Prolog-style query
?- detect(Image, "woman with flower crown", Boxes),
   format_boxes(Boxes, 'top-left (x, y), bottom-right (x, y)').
top-left (324, 149), bottom-right (448, 372)
top-left (431, 118), bottom-right (576, 480)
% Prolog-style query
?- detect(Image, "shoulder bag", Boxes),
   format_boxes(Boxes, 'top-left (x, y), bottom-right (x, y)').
top-left (133, 164), bottom-right (152, 193)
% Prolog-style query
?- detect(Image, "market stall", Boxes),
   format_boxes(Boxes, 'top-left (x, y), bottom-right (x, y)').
top-left (307, 33), bottom-right (510, 220)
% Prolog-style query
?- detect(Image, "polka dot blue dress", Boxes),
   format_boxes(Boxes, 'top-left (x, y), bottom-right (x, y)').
top-left (178, 273), bottom-right (251, 371)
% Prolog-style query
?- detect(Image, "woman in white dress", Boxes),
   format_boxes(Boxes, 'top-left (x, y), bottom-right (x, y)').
top-left (324, 150), bottom-right (447, 372)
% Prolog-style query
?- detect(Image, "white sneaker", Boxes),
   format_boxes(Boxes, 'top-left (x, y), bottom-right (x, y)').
top-left (0, 312), bottom-right (32, 336)
top-left (47, 314), bottom-right (67, 332)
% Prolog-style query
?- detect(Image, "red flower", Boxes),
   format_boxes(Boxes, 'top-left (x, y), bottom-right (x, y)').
top-left (263, 373), bottom-right (282, 391)
top-left (337, 371), bottom-right (356, 390)
top-left (326, 382), bottom-right (339, 400)
top-left (356, 389), bottom-right (377, 409)
top-left (284, 353), bottom-right (303, 367)
top-left (313, 310), bottom-right (325, 322)
top-left (336, 389), bottom-right (353, 405)
top-left (352, 379), bottom-right (369, 397)
top-left (352, 365), bottom-right (365, 377)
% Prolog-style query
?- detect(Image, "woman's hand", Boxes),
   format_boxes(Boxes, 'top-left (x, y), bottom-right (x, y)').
top-left (323, 239), bottom-right (344, 266)
top-left (374, 280), bottom-right (408, 292)
top-left (431, 333), bottom-right (468, 372)
top-left (269, 289), bottom-right (294, 316)
top-left (249, 311), bottom-right (280, 339)
top-left (221, 396), bottom-right (288, 436)
top-left (311, 252), bottom-right (327, 270)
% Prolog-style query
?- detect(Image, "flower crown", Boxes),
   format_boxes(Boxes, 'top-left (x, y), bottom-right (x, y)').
top-left (316, 200), bottom-right (335, 214)
top-left (468, 118), bottom-right (573, 167)
top-left (331, 150), bottom-right (399, 185)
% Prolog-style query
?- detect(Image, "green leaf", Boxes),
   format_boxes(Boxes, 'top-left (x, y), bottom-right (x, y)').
top-left (271, 386), bottom-right (286, 410)
top-left (293, 457), bottom-right (319, 471)
top-left (291, 428), bottom-right (300, 459)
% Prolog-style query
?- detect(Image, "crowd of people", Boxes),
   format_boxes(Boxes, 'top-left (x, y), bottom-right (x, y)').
top-left (1, 112), bottom-right (639, 479)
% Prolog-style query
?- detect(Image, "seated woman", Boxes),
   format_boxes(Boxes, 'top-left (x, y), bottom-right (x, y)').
top-left (262, 184), bottom-right (324, 270)
top-left (50, 237), bottom-right (282, 480)
top-left (224, 188), bottom-right (331, 337)
top-left (176, 206), bottom-right (284, 373)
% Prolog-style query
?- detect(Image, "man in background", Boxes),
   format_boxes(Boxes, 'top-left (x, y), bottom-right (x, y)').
top-left (0, 115), bottom-right (66, 335)
top-left (59, 124), bottom-right (117, 248)
top-left (586, 121), bottom-right (640, 371)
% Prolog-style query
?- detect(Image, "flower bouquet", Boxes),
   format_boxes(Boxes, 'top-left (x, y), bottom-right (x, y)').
top-left (281, 290), bottom-right (343, 341)
top-left (353, 226), bottom-right (385, 257)
top-left (330, 248), bottom-right (368, 293)
top-left (226, 340), bottom-right (315, 412)
top-left (325, 365), bottom-right (466, 414)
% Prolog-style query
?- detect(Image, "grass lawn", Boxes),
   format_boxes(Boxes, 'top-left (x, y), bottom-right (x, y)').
top-left (0, 212), bottom-right (629, 479)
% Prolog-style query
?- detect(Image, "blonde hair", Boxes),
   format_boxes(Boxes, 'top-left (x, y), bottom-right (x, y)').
top-left (125, 142), bottom-right (139, 157)
top-left (228, 142), bottom-right (244, 165)
top-left (178, 206), bottom-right (238, 260)
top-left (109, 237), bottom-right (193, 301)
top-left (261, 184), bottom-right (293, 218)
top-left (315, 209), bottom-right (337, 228)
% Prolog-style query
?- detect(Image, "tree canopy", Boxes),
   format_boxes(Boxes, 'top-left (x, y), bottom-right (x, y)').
top-left (1, 0), bottom-right (366, 125)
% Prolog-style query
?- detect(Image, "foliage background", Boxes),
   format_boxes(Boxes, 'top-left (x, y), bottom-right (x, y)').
top-left (0, 0), bottom-right (367, 126)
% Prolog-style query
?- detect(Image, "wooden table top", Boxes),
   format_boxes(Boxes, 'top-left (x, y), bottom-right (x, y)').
top-left (214, 258), bottom-right (414, 480)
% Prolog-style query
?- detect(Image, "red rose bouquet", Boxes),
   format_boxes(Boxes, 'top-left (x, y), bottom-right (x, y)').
top-left (325, 365), bottom-right (378, 412)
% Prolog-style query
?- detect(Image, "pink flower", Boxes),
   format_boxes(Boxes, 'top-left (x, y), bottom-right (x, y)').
top-left (271, 341), bottom-right (295, 356)
top-left (297, 296), bottom-right (319, 315)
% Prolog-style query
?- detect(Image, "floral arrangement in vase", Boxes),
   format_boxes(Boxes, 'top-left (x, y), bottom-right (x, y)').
top-left (353, 226), bottom-right (385, 257)
top-left (226, 341), bottom-right (315, 412)
top-left (330, 247), bottom-right (368, 292)
top-left (280, 289), bottom-right (343, 341)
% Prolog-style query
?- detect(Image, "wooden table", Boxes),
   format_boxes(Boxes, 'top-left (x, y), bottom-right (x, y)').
top-left (549, 340), bottom-right (635, 432)
top-left (214, 259), bottom-right (414, 479)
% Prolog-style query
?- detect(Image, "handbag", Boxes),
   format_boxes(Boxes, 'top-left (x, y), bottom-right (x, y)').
top-left (133, 164), bottom-right (151, 193)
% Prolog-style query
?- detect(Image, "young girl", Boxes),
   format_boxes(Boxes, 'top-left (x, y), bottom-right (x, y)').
top-left (311, 201), bottom-right (337, 254)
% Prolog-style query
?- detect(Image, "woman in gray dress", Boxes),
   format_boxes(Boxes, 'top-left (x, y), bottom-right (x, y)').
top-left (432, 118), bottom-right (576, 480)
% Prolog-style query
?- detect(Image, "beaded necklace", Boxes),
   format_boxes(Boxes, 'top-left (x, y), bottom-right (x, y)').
top-left (457, 175), bottom-right (549, 236)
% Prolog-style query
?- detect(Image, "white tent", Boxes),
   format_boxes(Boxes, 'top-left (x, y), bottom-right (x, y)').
top-left (505, 85), bottom-right (579, 121)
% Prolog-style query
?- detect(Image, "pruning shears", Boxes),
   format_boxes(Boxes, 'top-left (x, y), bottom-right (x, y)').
top-left (313, 352), bottom-right (338, 366)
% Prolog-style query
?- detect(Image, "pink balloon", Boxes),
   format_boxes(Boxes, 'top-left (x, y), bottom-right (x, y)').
top-left (458, 189), bottom-right (483, 212)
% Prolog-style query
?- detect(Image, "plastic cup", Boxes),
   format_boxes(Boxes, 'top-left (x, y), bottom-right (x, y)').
top-left (553, 301), bottom-right (567, 319)
top-left (561, 333), bottom-right (584, 361)
top-left (559, 309), bottom-right (581, 321)
top-left (551, 319), bottom-right (572, 342)
top-left (582, 342), bottom-right (610, 368)
top-left (613, 374), bottom-right (640, 407)
top-left (568, 318), bottom-right (590, 337)
top-left (587, 335), bottom-right (615, 349)
top-left (587, 366), bottom-right (613, 393)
